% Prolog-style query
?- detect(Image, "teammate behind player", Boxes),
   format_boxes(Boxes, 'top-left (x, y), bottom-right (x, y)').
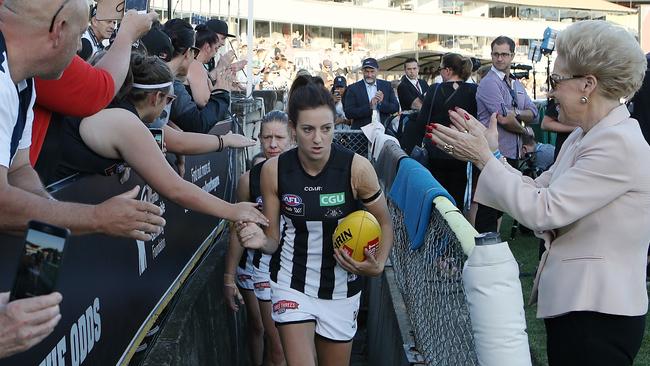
top-left (236, 75), bottom-right (394, 366)
top-left (224, 111), bottom-right (291, 366)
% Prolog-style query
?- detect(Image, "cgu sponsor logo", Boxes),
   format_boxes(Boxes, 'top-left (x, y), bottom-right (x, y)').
top-left (282, 194), bottom-right (303, 207)
top-left (319, 192), bottom-right (345, 207)
top-left (273, 300), bottom-right (299, 314)
top-left (254, 281), bottom-right (271, 290)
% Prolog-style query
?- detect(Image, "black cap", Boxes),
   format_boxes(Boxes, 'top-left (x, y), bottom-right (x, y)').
top-left (333, 76), bottom-right (347, 88)
top-left (141, 28), bottom-right (174, 62)
top-left (205, 19), bottom-right (235, 38)
top-left (361, 58), bottom-right (379, 70)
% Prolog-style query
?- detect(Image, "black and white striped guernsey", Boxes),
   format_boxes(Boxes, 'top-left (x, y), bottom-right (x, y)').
top-left (249, 161), bottom-right (272, 272)
top-left (237, 161), bottom-right (266, 272)
top-left (270, 143), bottom-right (362, 299)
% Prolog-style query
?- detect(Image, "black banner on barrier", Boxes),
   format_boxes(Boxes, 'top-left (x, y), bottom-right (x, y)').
top-left (0, 144), bottom-right (239, 366)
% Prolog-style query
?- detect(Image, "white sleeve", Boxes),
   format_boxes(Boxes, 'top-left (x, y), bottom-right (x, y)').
top-left (0, 78), bottom-right (15, 168)
top-left (17, 82), bottom-right (35, 151)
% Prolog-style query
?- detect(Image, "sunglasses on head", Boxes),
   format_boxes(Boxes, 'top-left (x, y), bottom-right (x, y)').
top-left (49, 0), bottom-right (71, 33)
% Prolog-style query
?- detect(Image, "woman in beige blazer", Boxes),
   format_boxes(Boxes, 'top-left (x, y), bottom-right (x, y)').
top-left (428, 21), bottom-right (649, 365)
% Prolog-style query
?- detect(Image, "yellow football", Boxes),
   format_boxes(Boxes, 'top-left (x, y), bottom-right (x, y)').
top-left (333, 210), bottom-right (381, 262)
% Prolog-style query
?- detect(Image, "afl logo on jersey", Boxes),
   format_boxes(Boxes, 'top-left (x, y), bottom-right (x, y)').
top-left (255, 196), bottom-right (263, 210)
top-left (282, 194), bottom-right (305, 216)
top-left (282, 194), bottom-right (302, 207)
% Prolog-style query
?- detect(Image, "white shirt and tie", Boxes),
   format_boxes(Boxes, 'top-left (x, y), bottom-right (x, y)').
top-left (365, 82), bottom-right (377, 103)
top-left (409, 78), bottom-right (421, 95)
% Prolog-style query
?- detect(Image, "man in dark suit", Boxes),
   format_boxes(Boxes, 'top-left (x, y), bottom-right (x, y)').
top-left (397, 58), bottom-right (429, 111)
top-left (343, 58), bottom-right (399, 129)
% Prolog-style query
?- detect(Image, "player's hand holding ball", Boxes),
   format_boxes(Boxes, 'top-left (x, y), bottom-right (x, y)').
top-left (332, 210), bottom-right (383, 277)
top-left (334, 247), bottom-right (383, 277)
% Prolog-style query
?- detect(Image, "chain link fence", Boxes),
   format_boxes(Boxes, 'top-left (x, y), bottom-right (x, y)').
top-left (388, 201), bottom-right (478, 365)
top-left (333, 130), bottom-right (370, 158)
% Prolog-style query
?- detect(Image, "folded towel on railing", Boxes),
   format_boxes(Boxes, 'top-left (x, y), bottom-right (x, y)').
top-left (370, 133), bottom-right (399, 161)
top-left (360, 118), bottom-right (400, 162)
top-left (360, 117), bottom-right (385, 145)
top-left (374, 140), bottom-right (407, 192)
top-left (388, 158), bottom-right (456, 250)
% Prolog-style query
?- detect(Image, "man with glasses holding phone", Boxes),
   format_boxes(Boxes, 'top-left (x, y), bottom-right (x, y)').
top-left (475, 36), bottom-right (538, 232)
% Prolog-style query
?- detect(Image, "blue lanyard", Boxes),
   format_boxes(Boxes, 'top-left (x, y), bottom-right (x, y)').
top-left (503, 76), bottom-right (519, 108)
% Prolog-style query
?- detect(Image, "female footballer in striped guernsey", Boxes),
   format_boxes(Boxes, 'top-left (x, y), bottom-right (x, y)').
top-left (225, 111), bottom-right (291, 366)
top-left (236, 75), bottom-right (394, 366)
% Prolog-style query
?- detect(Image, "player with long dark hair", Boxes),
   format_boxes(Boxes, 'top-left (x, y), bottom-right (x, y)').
top-left (236, 76), bottom-right (393, 366)
top-left (224, 110), bottom-right (291, 366)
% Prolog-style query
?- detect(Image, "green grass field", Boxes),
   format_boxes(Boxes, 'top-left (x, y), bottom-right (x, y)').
top-left (502, 216), bottom-right (650, 366)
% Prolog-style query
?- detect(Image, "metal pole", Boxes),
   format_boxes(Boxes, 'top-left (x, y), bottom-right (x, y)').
top-left (168, 0), bottom-right (172, 19)
top-left (245, 0), bottom-right (253, 99)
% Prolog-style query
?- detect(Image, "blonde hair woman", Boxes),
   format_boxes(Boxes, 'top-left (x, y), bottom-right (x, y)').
top-left (429, 20), bottom-right (649, 365)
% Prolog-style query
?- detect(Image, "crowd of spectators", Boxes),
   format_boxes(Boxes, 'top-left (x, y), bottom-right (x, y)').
top-left (0, 1), bottom-right (267, 358)
top-left (228, 38), bottom-right (371, 92)
top-left (1, 0), bottom-right (649, 361)
top-left (225, 32), bottom-right (546, 98)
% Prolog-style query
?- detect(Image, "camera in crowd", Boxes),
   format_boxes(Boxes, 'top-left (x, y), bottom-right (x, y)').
top-left (471, 57), bottom-right (482, 72)
top-left (511, 63), bottom-right (532, 80)
top-left (518, 152), bottom-right (543, 179)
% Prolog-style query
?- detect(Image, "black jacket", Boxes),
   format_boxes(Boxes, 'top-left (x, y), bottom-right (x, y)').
top-left (343, 79), bottom-right (399, 129)
top-left (170, 79), bottom-right (230, 133)
top-left (397, 75), bottom-right (429, 111)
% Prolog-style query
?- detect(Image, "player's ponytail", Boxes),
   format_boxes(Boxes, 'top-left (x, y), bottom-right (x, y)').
top-left (287, 75), bottom-right (336, 126)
